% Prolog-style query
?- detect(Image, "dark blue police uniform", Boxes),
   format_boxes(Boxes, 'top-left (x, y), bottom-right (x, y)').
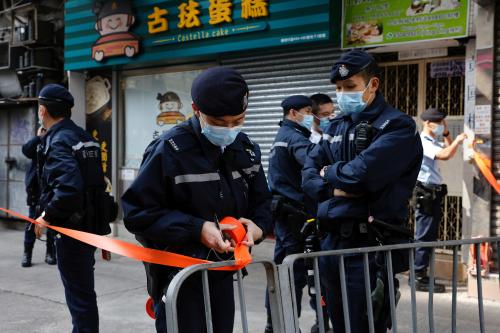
top-left (302, 50), bottom-right (423, 333)
top-left (37, 84), bottom-right (107, 333)
top-left (21, 134), bottom-right (56, 266)
top-left (265, 95), bottom-right (316, 325)
top-left (121, 67), bottom-right (272, 333)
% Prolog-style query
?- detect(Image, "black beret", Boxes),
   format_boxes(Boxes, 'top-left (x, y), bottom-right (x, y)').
top-left (281, 95), bottom-right (312, 111)
top-left (191, 67), bottom-right (249, 117)
top-left (38, 84), bottom-right (74, 108)
top-left (330, 49), bottom-right (378, 83)
top-left (421, 108), bottom-right (446, 122)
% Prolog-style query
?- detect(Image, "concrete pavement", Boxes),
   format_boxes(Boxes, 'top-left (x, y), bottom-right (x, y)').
top-left (1, 220), bottom-right (500, 333)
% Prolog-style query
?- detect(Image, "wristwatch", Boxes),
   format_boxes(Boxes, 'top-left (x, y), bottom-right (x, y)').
top-left (443, 131), bottom-right (450, 137)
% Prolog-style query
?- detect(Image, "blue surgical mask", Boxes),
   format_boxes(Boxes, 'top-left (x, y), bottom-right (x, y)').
top-left (319, 117), bottom-right (330, 132)
top-left (432, 124), bottom-right (444, 136)
top-left (299, 114), bottom-right (314, 130)
top-left (337, 80), bottom-right (371, 114)
top-left (200, 116), bottom-right (242, 146)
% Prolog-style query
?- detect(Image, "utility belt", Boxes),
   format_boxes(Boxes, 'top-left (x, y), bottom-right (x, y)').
top-left (415, 181), bottom-right (447, 197)
top-left (271, 194), bottom-right (311, 241)
top-left (321, 217), bottom-right (412, 273)
top-left (414, 182), bottom-right (447, 215)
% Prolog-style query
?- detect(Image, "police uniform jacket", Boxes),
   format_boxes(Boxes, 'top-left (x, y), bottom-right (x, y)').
top-left (38, 118), bottom-right (103, 225)
top-left (268, 119), bottom-right (316, 208)
top-left (22, 135), bottom-right (42, 207)
top-left (302, 93), bottom-right (423, 223)
top-left (121, 116), bottom-right (272, 261)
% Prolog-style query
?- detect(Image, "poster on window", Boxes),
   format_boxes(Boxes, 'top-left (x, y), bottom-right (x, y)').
top-left (86, 73), bottom-right (113, 190)
top-left (124, 69), bottom-right (203, 169)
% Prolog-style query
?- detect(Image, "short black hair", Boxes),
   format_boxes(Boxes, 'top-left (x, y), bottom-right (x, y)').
top-left (358, 63), bottom-right (381, 84)
top-left (310, 93), bottom-right (333, 106)
top-left (40, 100), bottom-right (71, 118)
top-left (283, 106), bottom-right (293, 117)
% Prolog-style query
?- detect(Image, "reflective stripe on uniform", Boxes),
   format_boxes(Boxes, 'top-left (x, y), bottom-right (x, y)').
top-left (271, 142), bottom-right (288, 149)
top-left (232, 171), bottom-right (241, 179)
top-left (174, 173), bottom-right (221, 184)
top-left (72, 141), bottom-right (100, 151)
top-left (242, 164), bottom-right (261, 175)
top-left (324, 134), bottom-right (342, 143)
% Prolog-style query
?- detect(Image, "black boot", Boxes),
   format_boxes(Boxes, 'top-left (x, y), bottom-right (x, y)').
top-left (22, 244), bottom-right (34, 267)
top-left (264, 314), bottom-right (273, 333)
top-left (310, 310), bottom-right (331, 333)
top-left (45, 243), bottom-right (57, 265)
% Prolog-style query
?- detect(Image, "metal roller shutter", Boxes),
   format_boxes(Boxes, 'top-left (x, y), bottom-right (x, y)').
top-left (491, 3), bottom-right (500, 259)
top-left (221, 46), bottom-right (343, 171)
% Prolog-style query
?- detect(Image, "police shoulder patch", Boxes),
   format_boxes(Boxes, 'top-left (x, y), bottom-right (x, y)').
top-left (163, 132), bottom-right (197, 153)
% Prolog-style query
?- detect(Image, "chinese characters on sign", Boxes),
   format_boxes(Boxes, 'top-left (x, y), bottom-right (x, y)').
top-left (241, 0), bottom-right (268, 19)
top-left (147, 0), bottom-right (269, 34)
top-left (178, 0), bottom-right (202, 29)
top-left (148, 6), bottom-right (169, 34)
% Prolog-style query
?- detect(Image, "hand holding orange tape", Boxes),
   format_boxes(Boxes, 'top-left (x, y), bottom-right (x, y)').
top-left (0, 207), bottom-right (252, 271)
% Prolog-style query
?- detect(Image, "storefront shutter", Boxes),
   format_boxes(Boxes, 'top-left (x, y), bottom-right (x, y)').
top-left (221, 46), bottom-right (342, 172)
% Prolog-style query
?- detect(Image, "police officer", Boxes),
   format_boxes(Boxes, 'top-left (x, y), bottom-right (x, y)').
top-left (309, 93), bottom-right (334, 144)
top-left (121, 67), bottom-right (272, 333)
top-left (265, 95), bottom-right (321, 333)
top-left (302, 50), bottom-right (423, 333)
top-left (413, 108), bottom-right (466, 292)
top-left (34, 84), bottom-right (110, 332)
top-left (21, 126), bottom-right (57, 267)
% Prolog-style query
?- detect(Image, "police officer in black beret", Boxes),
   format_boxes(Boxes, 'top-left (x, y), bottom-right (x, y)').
top-left (265, 95), bottom-right (323, 332)
top-left (20, 126), bottom-right (57, 267)
top-left (413, 108), bottom-right (466, 293)
top-left (122, 67), bottom-right (272, 333)
top-left (34, 84), bottom-right (111, 332)
top-left (302, 49), bottom-right (423, 332)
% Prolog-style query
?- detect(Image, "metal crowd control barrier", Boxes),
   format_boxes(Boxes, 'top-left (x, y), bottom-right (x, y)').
top-left (164, 259), bottom-right (284, 333)
top-left (279, 236), bottom-right (500, 333)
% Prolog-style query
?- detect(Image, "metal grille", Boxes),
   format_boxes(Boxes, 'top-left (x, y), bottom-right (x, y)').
top-left (426, 63), bottom-right (465, 116)
top-left (221, 46), bottom-right (343, 171)
top-left (491, 2), bottom-right (500, 269)
top-left (382, 60), bottom-right (464, 246)
top-left (407, 196), bottom-right (463, 249)
top-left (379, 64), bottom-right (419, 116)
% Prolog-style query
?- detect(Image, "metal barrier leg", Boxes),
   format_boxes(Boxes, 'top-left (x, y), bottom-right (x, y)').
top-left (386, 251), bottom-right (398, 333)
top-left (339, 255), bottom-right (351, 333)
top-left (313, 257), bottom-right (326, 333)
top-left (452, 246), bottom-right (458, 333)
top-left (475, 243), bottom-right (485, 333)
top-left (428, 248), bottom-right (435, 333)
top-left (237, 270), bottom-right (249, 333)
top-left (277, 264), bottom-right (298, 333)
top-left (409, 249), bottom-right (418, 333)
top-left (262, 261), bottom-right (285, 333)
top-left (201, 270), bottom-right (214, 333)
top-left (363, 253), bottom-right (375, 333)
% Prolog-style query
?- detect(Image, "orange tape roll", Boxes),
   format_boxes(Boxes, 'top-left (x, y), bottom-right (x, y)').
top-left (220, 216), bottom-right (247, 243)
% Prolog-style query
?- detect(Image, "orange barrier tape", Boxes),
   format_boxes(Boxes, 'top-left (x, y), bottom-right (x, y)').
top-left (0, 207), bottom-right (252, 271)
top-left (473, 152), bottom-right (500, 195)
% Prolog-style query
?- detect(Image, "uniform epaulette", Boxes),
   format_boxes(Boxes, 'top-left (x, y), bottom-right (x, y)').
top-left (161, 127), bottom-right (197, 153)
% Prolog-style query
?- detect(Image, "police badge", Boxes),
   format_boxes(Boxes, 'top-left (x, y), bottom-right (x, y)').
top-left (339, 64), bottom-right (349, 77)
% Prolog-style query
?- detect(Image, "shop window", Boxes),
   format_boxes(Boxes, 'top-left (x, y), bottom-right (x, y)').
top-left (122, 69), bottom-right (203, 169)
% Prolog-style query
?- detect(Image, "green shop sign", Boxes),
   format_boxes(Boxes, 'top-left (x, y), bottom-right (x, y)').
top-left (65, 0), bottom-right (336, 71)
top-left (342, 0), bottom-right (469, 49)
